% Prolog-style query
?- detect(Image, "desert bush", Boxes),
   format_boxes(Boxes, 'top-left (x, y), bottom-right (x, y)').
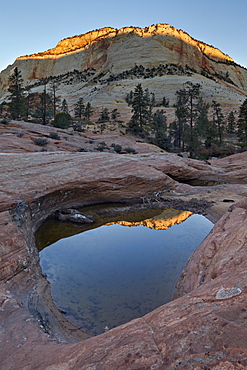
top-left (1, 118), bottom-right (9, 124)
top-left (94, 141), bottom-right (109, 152)
top-left (49, 132), bottom-right (61, 140)
top-left (123, 147), bottom-right (138, 154)
top-left (17, 132), bottom-right (25, 138)
top-left (110, 143), bottom-right (122, 153)
top-left (33, 137), bottom-right (49, 146)
top-left (55, 112), bottom-right (71, 129)
top-left (196, 143), bottom-right (236, 159)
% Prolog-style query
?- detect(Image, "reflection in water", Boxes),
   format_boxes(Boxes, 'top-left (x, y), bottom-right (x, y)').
top-left (38, 207), bottom-right (213, 335)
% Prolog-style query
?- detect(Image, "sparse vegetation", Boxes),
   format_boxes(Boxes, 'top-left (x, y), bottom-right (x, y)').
top-left (49, 132), bottom-right (61, 140)
top-left (110, 143), bottom-right (122, 153)
top-left (33, 138), bottom-right (49, 146)
top-left (2, 57), bottom-right (246, 161)
top-left (94, 141), bottom-right (109, 152)
top-left (1, 118), bottom-right (9, 124)
top-left (123, 147), bottom-right (138, 154)
top-left (55, 112), bottom-right (71, 129)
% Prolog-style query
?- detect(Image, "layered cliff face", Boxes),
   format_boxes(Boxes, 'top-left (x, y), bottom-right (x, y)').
top-left (0, 24), bottom-right (247, 113)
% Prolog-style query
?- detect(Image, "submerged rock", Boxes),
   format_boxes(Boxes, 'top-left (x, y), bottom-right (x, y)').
top-left (55, 209), bottom-right (93, 224)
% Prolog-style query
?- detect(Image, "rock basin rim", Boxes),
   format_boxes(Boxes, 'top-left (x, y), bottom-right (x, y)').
top-left (1, 125), bottom-right (247, 368)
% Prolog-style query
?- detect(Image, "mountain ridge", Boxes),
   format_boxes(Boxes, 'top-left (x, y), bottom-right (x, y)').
top-left (16, 24), bottom-right (234, 64)
top-left (1, 23), bottom-right (247, 116)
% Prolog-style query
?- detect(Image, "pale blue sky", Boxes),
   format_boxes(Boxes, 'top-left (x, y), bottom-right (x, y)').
top-left (1, 0), bottom-right (246, 72)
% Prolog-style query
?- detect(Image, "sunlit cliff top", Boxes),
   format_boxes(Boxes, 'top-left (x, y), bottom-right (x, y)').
top-left (17, 24), bottom-right (234, 64)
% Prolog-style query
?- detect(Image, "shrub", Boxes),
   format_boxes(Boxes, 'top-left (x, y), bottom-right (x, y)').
top-left (55, 112), bottom-right (71, 129)
top-left (94, 141), bottom-right (109, 152)
top-left (17, 132), bottom-right (25, 138)
top-left (49, 132), bottom-right (61, 140)
top-left (77, 148), bottom-right (88, 152)
top-left (110, 143), bottom-right (122, 153)
top-left (33, 138), bottom-right (49, 146)
top-left (1, 118), bottom-right (9, 124)
top-left (123, 147), bottom-right (138, 154)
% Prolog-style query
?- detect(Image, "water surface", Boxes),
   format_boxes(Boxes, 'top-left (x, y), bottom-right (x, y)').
top-left (37, 206), bottom-right (213, 335)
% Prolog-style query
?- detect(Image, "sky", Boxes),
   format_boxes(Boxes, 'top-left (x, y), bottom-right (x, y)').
top-left (1, 0), bottom-right (247, 72)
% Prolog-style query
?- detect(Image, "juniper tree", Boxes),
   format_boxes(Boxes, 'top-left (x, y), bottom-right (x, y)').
top-left (55, 112), bottom-right (71, 129)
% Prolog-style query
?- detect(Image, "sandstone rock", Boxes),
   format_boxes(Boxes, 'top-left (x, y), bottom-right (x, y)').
top-left (0, 123), bottom-right (247, 368)
top-left (1, 24), bottom-right (246, 117)
top-left (0, 120), bottom-right (164, 154)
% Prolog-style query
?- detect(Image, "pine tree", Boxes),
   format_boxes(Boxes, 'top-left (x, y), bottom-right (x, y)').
top-left (83, 102), bottom-right (93, 121)
top-left (50, 82), bottom-right (60, 126)
top-left (24, 87), bottom-right (34, 121)
top-left (237, 99), bottom-right (247, 143)
top-left (175, 82), bottom-right (202, 157)
top-left (74, 98), bottom-right (85, 119)
top-left (98, 107), bottom-right (110, 123)
top-left (128, 84), bottom-right (150, 134)
top-left (125, 90), bottom-right (133, 105)
top-left (162, 96), bottom-right (169, 107)
top-left (195, 98), bottom-right (210, 137)
top-left (227, 111), bottom-right (235, 134)
top-left (111, 108), bottom-right (121, 121)
top-left (34, 86), bottom-right (53, 125)
top-left (8, 67), bottom-right (26, 119)
top-left (204, 121), bottom-right (218, 148)
top-left (61, 99), bottom-right (69, 114)
top-left (212, 100), bottom-right (224, 144)
top-left (174, 106), bottom-right (187, 151)
top-left (151, 110), bottom-right (170, 150)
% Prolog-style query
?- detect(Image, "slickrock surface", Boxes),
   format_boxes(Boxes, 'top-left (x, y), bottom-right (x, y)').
top-left (0, 121), bottom-right (247, 369)
top-left (0, 120), bottom-right (163, 154)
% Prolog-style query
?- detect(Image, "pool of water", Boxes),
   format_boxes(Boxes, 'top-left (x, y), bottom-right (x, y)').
top-left (37, 206), bottom-right (213, 335)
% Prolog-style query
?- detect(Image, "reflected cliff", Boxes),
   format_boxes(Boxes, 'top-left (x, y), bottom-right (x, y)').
top-left (36, 205), bottom-right (193, 250)
top-left (106, 209), bottom-right (193, 230)
top-left (37, 205), bottom-right (213, 336)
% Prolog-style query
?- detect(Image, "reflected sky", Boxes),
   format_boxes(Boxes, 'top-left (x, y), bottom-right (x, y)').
top-left (39, 212), bottom-right (213, 335)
